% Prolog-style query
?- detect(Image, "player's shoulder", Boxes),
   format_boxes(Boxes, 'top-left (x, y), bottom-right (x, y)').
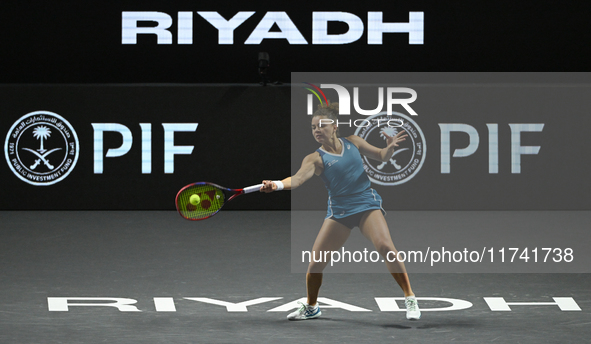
top-left (304, 151), bottom-right (322, 162)
top-left (344, 135), bottom-right (365, 148)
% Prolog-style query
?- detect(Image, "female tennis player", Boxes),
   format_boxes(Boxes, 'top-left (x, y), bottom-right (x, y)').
top-left (261, 102), bottom-right (421, 321)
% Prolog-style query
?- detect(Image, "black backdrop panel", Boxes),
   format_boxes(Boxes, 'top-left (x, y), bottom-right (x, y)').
top-left (0, 85), bottom-right (291, 210)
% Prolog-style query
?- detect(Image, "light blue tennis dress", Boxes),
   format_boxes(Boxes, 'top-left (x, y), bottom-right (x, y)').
top-left (316, 137), bottom-right (385, 220)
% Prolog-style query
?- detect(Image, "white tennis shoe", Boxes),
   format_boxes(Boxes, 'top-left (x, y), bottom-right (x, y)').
top-left (405, 296), bottom-right (421, 320)
top-left (287, 301), bottom-right (321, 320)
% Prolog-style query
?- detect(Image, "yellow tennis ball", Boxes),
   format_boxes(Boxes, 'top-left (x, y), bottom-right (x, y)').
top-left (189, 194), bottom-right (201, 205)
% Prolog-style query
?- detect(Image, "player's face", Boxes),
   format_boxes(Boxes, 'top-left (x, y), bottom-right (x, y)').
top-left (311, 116), bottom-right (336, 143)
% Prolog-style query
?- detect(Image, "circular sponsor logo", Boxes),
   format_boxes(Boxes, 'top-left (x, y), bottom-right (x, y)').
top-left (354, 111), bottom-right (426, 185)
top-left (4, 111), bottom-right (79, 186)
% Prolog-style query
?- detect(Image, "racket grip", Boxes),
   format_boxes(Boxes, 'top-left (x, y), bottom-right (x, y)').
top-left (243, 181), bottom-right (284, 194)
top-left (243, 184), bottom-right (264, 194)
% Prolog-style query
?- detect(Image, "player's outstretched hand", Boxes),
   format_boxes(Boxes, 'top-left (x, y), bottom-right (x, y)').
top-left (383, 130), bottom-right (408, 149)
top-left (260, 180), bottom-right (277, 193)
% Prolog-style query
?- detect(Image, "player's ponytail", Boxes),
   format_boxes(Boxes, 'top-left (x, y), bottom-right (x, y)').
top-left (313, 101), bottom-right (340, 137)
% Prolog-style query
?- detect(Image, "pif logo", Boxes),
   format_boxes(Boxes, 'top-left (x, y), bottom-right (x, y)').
top-left (4, 111), bottom-right (79, 186)
top-left (354, 111), bottom-right (425, 186)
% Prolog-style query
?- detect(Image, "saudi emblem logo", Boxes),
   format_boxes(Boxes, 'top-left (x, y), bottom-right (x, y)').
top-left (4, 111), bottom-right (79, 186)
top-left (354, 111), bottom-right (426, 185)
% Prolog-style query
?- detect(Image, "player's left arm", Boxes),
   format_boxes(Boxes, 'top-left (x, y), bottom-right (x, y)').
top-left (347, 131), bottom-right (408, 162)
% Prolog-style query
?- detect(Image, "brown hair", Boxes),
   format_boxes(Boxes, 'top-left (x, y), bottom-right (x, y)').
top-left (312, 101), bottom-right (340, 136)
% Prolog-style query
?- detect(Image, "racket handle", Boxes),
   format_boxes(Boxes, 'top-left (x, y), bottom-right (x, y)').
top-left (243, 184), bottom-right (264, 194)
top-left (243, 181), bottom-right (284, 194)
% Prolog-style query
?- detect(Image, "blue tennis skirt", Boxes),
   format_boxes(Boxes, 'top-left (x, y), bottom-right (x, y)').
top-left (325, 188), bottom-right (386, 220)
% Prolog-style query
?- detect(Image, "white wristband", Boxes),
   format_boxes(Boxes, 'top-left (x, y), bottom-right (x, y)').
top-left (273, 180), bottom-right (284, 191)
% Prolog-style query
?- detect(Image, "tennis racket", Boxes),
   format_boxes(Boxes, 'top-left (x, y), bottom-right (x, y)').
top-left (175, 182), bottom-right (266, 221)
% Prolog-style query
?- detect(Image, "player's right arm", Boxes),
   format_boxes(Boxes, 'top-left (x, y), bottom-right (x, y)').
top-left (261, 152), bottom-right (322, 192)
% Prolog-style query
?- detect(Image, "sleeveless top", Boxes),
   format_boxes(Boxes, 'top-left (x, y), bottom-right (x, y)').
top-left (316, 137), bottom-right (384, 219)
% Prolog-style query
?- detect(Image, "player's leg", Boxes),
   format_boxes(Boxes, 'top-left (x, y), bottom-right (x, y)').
top-left (358, 209), bottom-right (421, 320)
top-left (307, 218), bottom-right (352, 305)
top-left (359, 210), bottom-right (413, 294)
top-left (288, 218), bottom-right (351, 320)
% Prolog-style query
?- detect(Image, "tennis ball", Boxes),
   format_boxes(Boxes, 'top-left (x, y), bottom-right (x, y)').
top-left (189, 194), bottom-right (201, 205)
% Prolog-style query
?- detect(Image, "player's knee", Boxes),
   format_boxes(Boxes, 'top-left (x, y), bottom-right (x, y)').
top-left (375, 241), bottom-right (396, 258)
top-left (307, 260), bottom-right (328, 274)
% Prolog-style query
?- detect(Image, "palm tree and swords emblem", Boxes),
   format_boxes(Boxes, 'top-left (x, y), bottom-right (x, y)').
top-left (377, 127), bottom-right (409, 170)
top-left (22, 125), bottom-right (62, 170)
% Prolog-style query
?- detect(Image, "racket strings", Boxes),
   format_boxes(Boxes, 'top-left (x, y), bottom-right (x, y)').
top-left (178, 184), bottom-right (225, 220)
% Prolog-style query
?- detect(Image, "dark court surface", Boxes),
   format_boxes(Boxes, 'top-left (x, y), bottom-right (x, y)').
top-left (1, 211), bottom-right (590, 343)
